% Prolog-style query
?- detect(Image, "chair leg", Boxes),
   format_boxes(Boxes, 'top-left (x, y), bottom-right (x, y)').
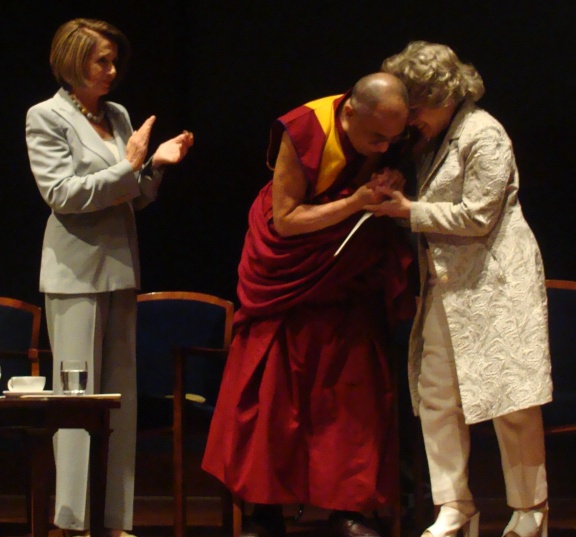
top-left (391, 350), bottom-right (402, 537)
top-left (221, 487), bottom-right (243, 537)
top-left (391, 506), bottom-right (401, 537)
top-left (23, 440), bottom-right (32, 535)
top-left (414, 431), bottom-right (428, 530)
top-left (173, 349), bottom-right (186, 537)
top-left (232, 494), bottom-right (243, 537)
top-left (221, 487), bottom-right (232, 534)
top-left (173, 432), bottom-right (186, 537)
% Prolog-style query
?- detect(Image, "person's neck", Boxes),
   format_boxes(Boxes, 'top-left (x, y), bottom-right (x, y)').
top-left (70, 89), bottom-right (100, 115)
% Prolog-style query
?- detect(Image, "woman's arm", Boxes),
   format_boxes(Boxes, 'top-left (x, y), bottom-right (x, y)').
top-left (366, 123), bottom-right (514, 237)
top-left (410, 125), bottom-right (512, 236)
top-left (26, 105), bottom-right (142, 214)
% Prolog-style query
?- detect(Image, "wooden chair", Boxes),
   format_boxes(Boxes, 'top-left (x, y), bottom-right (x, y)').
top-left (462, 280), bottom-right (576, 528)
top-left (409, 280), bottom-right (576, 529)
top-left (136, 291), bottom-right (241, 537)
top-left (0, 296), bottom-right (42, 533)
top-left (541, 279), bottom-right (576, 435)
top-left (0, 296), bottom-right (42, 389)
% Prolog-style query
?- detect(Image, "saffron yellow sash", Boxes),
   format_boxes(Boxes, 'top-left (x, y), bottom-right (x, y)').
top-left (304, 95), bottom-right (346, 195)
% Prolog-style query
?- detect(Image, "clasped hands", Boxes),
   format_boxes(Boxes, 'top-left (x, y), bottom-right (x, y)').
top-left (126, 115), bottom-right (194, 172)
top-left (357, 167), bottom-right (412, 219)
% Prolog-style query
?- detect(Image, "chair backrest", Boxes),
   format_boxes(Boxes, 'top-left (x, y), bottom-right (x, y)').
top-left (542, 279), bottom-right (576, 433)
top-left (136, 291), bottom-right (234, 405)
top-left (0, 297), bottom-right (42, 391)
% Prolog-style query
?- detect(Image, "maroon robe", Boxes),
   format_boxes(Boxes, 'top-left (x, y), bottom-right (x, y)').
top-left (202, 97), bottom-right (414, 511)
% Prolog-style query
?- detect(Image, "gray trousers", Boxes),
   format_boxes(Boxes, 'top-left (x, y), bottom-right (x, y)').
top-left (418, 283), bottom-right (548, 508)
top-left (46, 290), bottom-right (137, 531)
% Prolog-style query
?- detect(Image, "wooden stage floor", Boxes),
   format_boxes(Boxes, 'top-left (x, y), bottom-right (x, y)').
top-left (1, 495), bottom-right (576, 537)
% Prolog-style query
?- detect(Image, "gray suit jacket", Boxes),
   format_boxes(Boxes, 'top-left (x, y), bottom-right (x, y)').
top-left (26, 88), bottom-right (163, 293)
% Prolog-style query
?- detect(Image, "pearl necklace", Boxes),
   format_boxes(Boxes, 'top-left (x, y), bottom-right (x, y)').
top-left (67, 91), bottom-right (105, 124)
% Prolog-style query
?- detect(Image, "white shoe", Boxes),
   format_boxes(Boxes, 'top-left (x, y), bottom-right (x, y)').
top-left (502, 505), bottom-right (548, 537)
top-left (423, 505), bottom-right (480, 537)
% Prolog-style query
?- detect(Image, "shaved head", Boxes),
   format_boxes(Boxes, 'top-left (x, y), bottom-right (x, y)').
top-left (350, 72), bottom-right (409, 117)
top-left (341, 73), bottom-right (409, 156)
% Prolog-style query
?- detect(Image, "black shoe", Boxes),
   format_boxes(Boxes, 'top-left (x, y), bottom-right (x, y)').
top-left (241, 504), bottom-right (286, 537)
top-left (328, 511), bottom-right (382, 537)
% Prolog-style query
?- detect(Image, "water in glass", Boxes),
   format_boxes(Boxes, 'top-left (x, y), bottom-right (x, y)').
top-left (61, 361), bottom-right (87, 395)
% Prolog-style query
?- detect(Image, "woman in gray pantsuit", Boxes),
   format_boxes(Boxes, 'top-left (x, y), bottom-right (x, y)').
top-left (369, 42), bottom-right (552, 537)
top-left (25, 18), bottom-right (193, 537)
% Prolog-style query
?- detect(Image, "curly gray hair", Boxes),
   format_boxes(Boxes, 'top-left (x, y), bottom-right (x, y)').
top-left (381, 41), bottom-right (485, 107)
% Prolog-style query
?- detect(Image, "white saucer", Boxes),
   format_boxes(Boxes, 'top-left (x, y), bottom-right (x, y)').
top-left (3, 390), bottom-right (54, 398)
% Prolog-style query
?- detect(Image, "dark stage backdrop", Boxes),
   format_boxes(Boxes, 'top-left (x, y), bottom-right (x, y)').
top-left (2, 1), bottom-right (575, 329)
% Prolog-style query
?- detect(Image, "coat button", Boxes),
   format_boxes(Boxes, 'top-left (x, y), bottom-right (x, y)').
top-left (440, 274), bottom-right (449, 284)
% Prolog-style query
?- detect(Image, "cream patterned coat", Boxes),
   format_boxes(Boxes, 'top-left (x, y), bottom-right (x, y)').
top-left (408, 101), bottom-right (552, 424)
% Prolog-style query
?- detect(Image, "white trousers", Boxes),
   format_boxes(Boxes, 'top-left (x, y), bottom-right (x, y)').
top-left (418, 284), bottom-right (548, 508)
top-left (46, 290), bottom-right (137, 531)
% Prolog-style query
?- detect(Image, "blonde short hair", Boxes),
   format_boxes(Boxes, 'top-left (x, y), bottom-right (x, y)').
top-left (50, 18), bottom-right (130, 90)
top-left (381, 41), bottom-right (485, 107)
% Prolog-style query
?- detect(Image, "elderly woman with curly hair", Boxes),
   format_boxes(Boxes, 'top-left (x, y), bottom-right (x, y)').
top-left (368, 41), bottom-right (552, 537)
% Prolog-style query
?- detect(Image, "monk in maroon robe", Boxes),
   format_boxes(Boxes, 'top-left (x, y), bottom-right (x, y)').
top-left (202, 73), bottom-right (414, 537)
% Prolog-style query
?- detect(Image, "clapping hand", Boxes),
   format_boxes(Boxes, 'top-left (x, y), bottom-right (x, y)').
top-left (152, 130), bottom-right (194, 168)
top-left (126, 116), bottom-right (156, 172)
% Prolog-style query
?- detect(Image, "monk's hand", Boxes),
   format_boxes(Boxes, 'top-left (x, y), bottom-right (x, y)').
top-left (352, 179), bottom-right (387, 207)
top-left (364, 186), bottom-right (412, 218)
top-left (126, 116), bottom-right (156, 171)
top-left (152, 130), bottom-right (194, 168)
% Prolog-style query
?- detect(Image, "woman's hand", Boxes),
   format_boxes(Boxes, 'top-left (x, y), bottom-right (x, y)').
top-left (364, 184), bottom-right (412, 218)
top-left (151, 130), bottom-right (194, 168)
top-left (361, 168), bottom-right (411, 218)
top-left (126, 116), bottom-right (156, 171)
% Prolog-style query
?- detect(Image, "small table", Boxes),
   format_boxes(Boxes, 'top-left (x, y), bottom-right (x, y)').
top-left (0, 395), bottom-right (121, 537)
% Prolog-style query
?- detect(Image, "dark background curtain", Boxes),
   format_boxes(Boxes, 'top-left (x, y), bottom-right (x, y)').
top-left (1, 0), bottom-right (574, 317)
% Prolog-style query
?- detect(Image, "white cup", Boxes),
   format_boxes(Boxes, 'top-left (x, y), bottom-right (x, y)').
top-left (7, 376), bottom-right (46, 392)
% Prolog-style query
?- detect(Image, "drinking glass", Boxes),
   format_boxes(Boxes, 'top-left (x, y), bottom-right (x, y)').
top-left (60, 360), bottom-right (88, 395)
